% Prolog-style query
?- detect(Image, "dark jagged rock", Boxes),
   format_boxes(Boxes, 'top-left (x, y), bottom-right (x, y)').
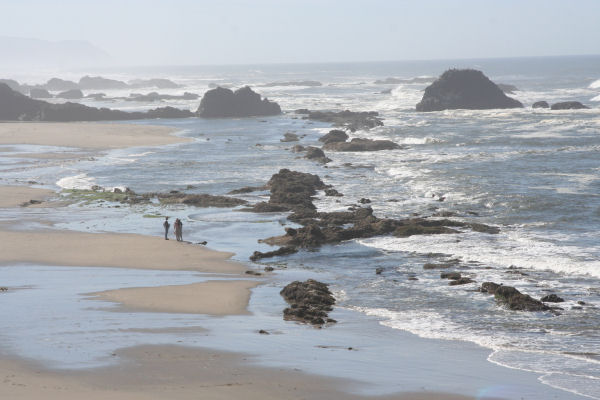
top-left (79, 76), bottom-right (128, 90)
top-left (197, 86), bottom-right (281, 118)
top-left (375, 267), bottom-right (384, 275)
top-left (128, 78), bottom-right (181, 89)
top-left (480, 282), bottom-right (501, 294)
top-left (423, 262), bottom-right (456, 270)
top-left (394, 224), bottom-right (458, 237)
top-left (43, 78), bottom-right (79, 91)
top-left (494, 286), bottom-right (550, 311)
top-left (29, 88), bottom-right (52, 99)
top-left (250, 246), bottom-right (298, 261)
top-left (280, 279), bottom-right (336, 325)
top-left (157, 193), bottom-right (247, 207)
top-left (322, 138), bottom-right (401, 152)
top-left (260, 81), bottom-right (322, 87)
top-left (56, 89), bottom-right (84, 99)
top-left (298, 110), bottom-right (383, 132)
top-left (550, 101), bottom-right (590, 110)
top-left (449, 277), bottom-right (475, 286)
top-left (532, 101), bottom-right (550, 109)
top-left (145, 106), bottom-right (194, 119)
top-left (304, 146), bottom-right (331, 164)
top-left (359, 198), bottom-right (371, 204)
top-left (244, 202), bottom-right (291, 213)
top-left (319, 129), bottom-right (349, 144)
top-left (280, 132), bottom-right (299, 142)
top-left (416, 69), bottom-right (523, 112)
top-left (291, 144), bottom-right (305, 153)
top-left (541, 294), bottom-right (565, 303)
top-left (228, 186), bottom-right (266, 194)
top-left (125, 92), bottom-right (199, 102)
top-left (496, 83), bottom-right (519, 94)
top-left (0, 83), bottom-right (192, 122)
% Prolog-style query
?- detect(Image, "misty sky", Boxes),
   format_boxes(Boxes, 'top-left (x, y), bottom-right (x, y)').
top-left (2, 0), bottom-right (599, 65)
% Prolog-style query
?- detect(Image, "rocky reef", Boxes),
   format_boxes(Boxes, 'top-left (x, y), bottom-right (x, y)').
top-left (416, 69), bottom-right (523, 112)
top-left (280, 279), bottom-right (336, 325)
top-left (296, 109), bottom-right (383, 132)
top-left (196, 86), bottom-right (281, 118)
top-left (322, 138), bottom-right (401, 152)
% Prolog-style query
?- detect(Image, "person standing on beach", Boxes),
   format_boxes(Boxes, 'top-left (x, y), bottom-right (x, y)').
top-left (163, 217), bottom-right (170, 240)
top-left (174, 218), bottom-right (183, 241)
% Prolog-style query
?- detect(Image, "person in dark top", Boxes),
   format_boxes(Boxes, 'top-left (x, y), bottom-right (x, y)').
top-left (163, 217), bottom-right (170, 240)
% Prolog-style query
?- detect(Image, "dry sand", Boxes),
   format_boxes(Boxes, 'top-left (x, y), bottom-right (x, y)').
top-left (92, 280), bottom-right (260, 315)
top-left (0, 122), bottom-right (191, 150)
top-left (0, 345), bottom-right (482, 400)
top-left (0, 185), bottom-right (55, 208)
top-left (0, 230), bottom-right (243, 274)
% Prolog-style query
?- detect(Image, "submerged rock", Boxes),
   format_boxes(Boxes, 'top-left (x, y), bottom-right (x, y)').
top-left (196, 86), bottom-right (281, 118)
top-left (157, 193), bottom-right (247, 207)
top-left (322, 138), bottom-right (401, 152)
top-left (416, 69), bottom-right (523, 112)
top-left (550, 101), bottom-right (590, 110)
top-left (280, 279), bottom-right (336, 325)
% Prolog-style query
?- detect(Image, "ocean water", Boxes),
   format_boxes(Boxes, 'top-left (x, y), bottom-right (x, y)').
top-left (2, 55), bottom-right (600, 399)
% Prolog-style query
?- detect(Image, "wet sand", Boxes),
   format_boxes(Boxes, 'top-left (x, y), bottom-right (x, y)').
top-left (0, 186), bottom-right (54, 208)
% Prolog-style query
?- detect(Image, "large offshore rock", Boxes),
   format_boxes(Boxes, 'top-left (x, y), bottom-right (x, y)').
top-left (323, 138), bottom-right (401, 152)
top-left (56, 89), bottom-right (84, 99)
top-left (196, 86), bottom-right (281, 118)
top-left (42, 78), bottom-right (79, 91)
top-left (29, 88), bottom-right (52, 99)
top-left (416, 69), bottom-right (523, 112)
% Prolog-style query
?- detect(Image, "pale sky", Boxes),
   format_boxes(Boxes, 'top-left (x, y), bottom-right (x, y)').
top-left (1, 0), bottom-right (599, 65)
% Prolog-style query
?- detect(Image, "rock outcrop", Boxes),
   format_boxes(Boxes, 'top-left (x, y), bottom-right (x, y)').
top-left (318, 129), bottom-right (349, 144)
top-left (250, 246), bottom-right (298, 261)
top-left (493, 285), bottom-right (549, 312)
top-left (280, 132), bottom-right (299, 142)
top-left (416, 69), bottom-right (523, 112)
top-left (280, 279), bottom-right (336, 325)
top-left (303, 146), bottom-right (331, 164)
top-left (532, 101), bottom-right (549, 109)
top-left (296, 109), bottom-right (383, 132)
top-left (322, 138), bottom-right (401, 152)
top-left (540, 294), bottom-right (564, 303)
top-left (197, 86), bottom-right (281, 118)
top-left (550, 101), bottom-right (590, 110)
top-left (56, 89), bottom-right (84, 99)
top-left (0, 83), bottom-right (192, 122)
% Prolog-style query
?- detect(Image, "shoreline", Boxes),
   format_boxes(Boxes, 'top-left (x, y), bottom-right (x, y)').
top-left (0, 121), bottom-right (588, 400)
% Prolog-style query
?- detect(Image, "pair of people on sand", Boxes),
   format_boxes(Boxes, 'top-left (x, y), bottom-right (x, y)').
top-left (163, 217), bottom-right (183, 241)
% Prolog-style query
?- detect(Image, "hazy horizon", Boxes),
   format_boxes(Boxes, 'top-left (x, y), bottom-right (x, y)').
top-left (2, 0), bottom-right (599, 68)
